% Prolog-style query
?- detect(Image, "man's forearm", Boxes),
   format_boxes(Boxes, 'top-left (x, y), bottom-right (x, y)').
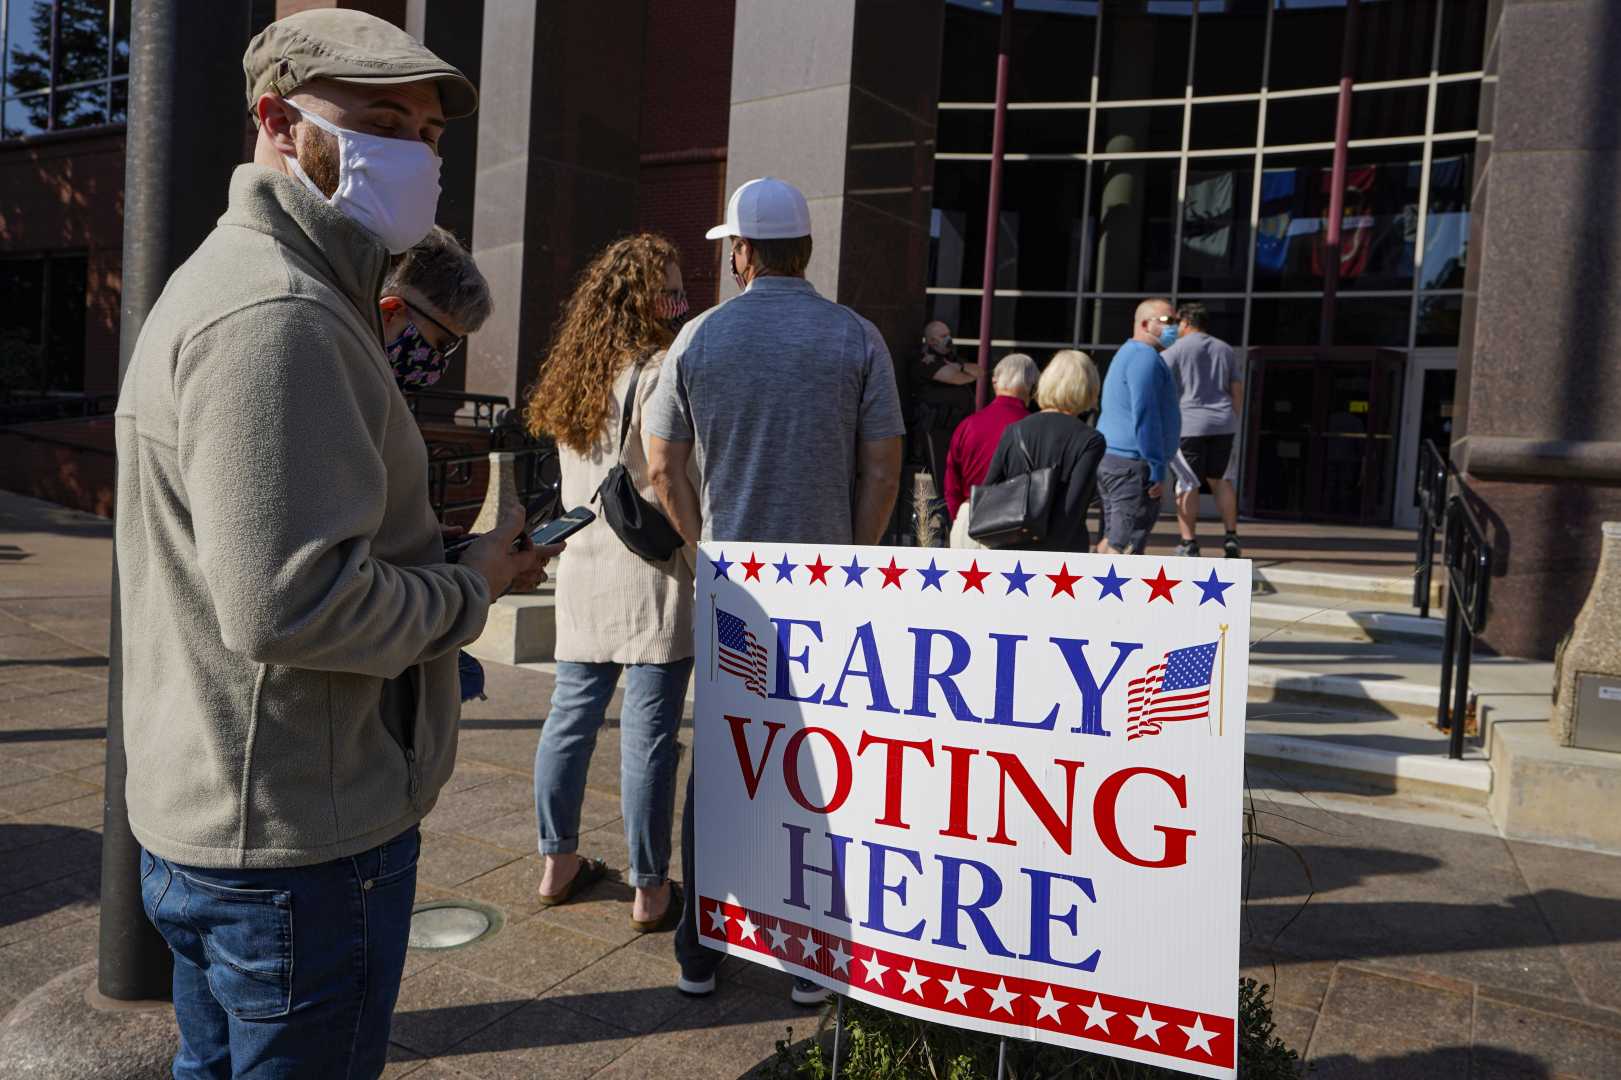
top-left (853, 437), bottom-right (903, 545)
top-left (649, 440), bottom-right (703, 544)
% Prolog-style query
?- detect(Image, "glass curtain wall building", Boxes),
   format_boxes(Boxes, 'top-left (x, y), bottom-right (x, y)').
top-left (927, 0), bottom-right (1486, 379)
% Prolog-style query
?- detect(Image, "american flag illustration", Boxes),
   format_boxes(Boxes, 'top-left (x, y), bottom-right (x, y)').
top-left (716, 607), bottom-right (769, 697)
top-left (1126, 641), bottom-right (1218, 740)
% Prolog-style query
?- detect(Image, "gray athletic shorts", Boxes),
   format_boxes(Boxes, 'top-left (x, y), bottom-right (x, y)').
top-left (1097, 454), bottom-right (1161, 554)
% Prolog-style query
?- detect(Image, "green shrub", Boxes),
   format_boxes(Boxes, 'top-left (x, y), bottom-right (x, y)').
top-left (760, 978), bottom-right (1300, 1079)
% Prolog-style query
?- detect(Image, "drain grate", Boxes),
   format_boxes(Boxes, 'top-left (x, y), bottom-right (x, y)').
top-left (408, 901), bottom-right (501, 950)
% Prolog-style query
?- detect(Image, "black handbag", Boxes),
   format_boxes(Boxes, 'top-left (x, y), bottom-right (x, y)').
top-left (966, 427), bottom-right (1056, 548)
top-left (592, 360), bottom-right (686, 562)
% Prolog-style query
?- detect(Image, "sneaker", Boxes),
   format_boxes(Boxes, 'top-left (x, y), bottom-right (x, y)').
top-left (1174, 540), bottom-right (1200, 557)
top-left (791, 977), bottom-right (832, 1006)
top-left (1223, 532), bottom-right (1241, 559)
top-left (676, 970), bottom-right (717, 997)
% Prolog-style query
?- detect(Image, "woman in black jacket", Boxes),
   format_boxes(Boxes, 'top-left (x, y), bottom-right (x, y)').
top-left (981, 349), bottom-right (1107, 553)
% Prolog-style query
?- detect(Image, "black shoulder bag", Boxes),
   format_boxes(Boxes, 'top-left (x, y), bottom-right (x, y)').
top-left (593, 361), bottom-right (686, 562)
top-left (966, 426), bottom-right (1056, 548)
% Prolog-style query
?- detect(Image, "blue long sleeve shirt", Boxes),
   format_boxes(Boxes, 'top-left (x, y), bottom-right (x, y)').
top-left (1095, 340), bottom-right (1182, 483)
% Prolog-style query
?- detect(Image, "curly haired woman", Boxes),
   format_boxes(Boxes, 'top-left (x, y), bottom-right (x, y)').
top-left (524, 234), bottom-right (694, 931)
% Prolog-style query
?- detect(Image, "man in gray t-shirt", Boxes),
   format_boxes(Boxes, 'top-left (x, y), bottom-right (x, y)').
top-left (645, 176), bottom-right (905, 1005)
top-left (1160, 302), bottom-right (1244, 558)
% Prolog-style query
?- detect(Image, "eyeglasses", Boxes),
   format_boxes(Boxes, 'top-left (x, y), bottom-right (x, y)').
top-left (1148, 314), bottom-right (1177, 325)
top-left (405, 300), bottom-right (466, 358)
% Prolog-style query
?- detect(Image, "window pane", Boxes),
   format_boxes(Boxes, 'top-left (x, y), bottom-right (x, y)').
top-left (937, 109), bottom-right (992, 154)
top-left (1415, 293), bottom-right (1462, 347)
top-left (1088, 300), bottom-right (1138, 347)
top-left (1180, 158), bottom-right (1254, 292)
top-left (1095, 105), bottom-right (1183, 153)
top-left (1254, 148), bottom-right (1419, 292)
top-left (1192, 0), bottom-right (1268, 96)
top-left (1248, 297), bottom-right (1319, 345)
top-left (1006, 108), bottom-right (1088, 154)
top-left (1009, 4), bottom-right (1098, 102)
top-left (109, 76), bottom-right (127, 124)
top-left (1434, 80), bottom-right (1481, 134)
top-left (1421, 143), bottom-right (1472, 290)
top-left (3, 93), bottom-right (50, 138)
top-left (1353, 0), bottom-right (1437, 83)
top-left (1098, 5), bottom-right (1193, 101)
top-left (1190, 100), bottom-right (1257, 151)
top-left (56, 0), bottom-right (116, 87)
top-left (928, 161), bottom-right (1090, 292)
top-left (53, 82), bottom-right (107, 129)
top-left (1266, 93), bottom-right (1337, 146)
top-left (940, 2), bottom-right (998, 102)
top-left (1087, 158), bottom-right (1179, 294)
top-left (1332, 296), bottom-right (1410, 346)
top-left (47, 255), bottom-right (89, 392)
top-left (950, 296), bottom-right (1079, 346)
top-left (1268, 2), bottom-right (1346, 92)
top-left (1351, 86), bottom-right (1428, 141)
top-left (1439, 2), bottom-right (1487, 74)
top-left (0, 258), bottom-right (47, 391)
top-left (113, 0), bottom-right (131, 76)
top-left (5, 0), bottom-right (55, 98)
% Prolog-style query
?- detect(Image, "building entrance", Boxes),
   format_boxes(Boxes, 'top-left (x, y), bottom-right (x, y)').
top-left (1242, 347), bottom-right (1406, 526)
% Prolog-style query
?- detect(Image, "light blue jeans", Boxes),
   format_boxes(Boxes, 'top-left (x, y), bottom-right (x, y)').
top-left (533, 658), bottom-right (693, 888)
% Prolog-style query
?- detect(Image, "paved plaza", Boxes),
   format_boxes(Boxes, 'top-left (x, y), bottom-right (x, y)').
top-left (3, 491), bottom-right (1621, 1078)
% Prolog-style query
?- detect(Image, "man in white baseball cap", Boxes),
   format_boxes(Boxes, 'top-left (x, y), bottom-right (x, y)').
top-left (645, 177), bottom-right (906, 1005)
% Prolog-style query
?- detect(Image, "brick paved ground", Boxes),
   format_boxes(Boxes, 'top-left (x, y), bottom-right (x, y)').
top-left (3, 491), bottom-right (1621, 1078)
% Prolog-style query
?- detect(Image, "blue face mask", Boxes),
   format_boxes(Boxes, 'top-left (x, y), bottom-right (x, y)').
top-left (1159, 324), bottom-right (1180, 348)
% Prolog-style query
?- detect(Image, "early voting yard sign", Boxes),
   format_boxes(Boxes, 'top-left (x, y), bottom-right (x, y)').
top-left (694, 545), bottom-right (1251, 1078)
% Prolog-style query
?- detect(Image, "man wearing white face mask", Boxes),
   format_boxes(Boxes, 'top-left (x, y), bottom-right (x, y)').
top-left (113, 11), bottom-right (556, 1076)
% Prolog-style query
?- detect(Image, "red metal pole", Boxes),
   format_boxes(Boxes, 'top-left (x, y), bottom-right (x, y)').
top-left (975, 0), bottom-right (1015, 410)
top-left (1320, 0), bottom-right (1359, 347)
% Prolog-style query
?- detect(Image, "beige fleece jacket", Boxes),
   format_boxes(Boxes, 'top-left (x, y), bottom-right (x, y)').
top-left (114, 165), bottom-right (490, 868)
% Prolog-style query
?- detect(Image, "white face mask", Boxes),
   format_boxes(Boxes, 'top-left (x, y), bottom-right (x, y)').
top-left (287, 107), bottom-right (442, 255)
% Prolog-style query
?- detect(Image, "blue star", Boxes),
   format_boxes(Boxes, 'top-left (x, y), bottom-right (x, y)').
top-left (1002, 561), bottom-right (1035, 596)
top-left (917, 558), bottom-right (948, 591)
top-left (1095, 563), bottom-right (1129, 601)
top-left (772, 554), bottom-right (797, 583)
top-left (710, 552), bottom-right (733, 580)
top-left (1195, 569), bottom-right (1234, 606)
top-left (841, 555), bottom-right (868, 587)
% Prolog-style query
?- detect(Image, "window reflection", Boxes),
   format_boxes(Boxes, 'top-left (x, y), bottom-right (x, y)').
top-left (1422, 146), bottom-right (1472, 290)
top-left (1088, 158), bottom-right (1178, 295)
top-left (1190, 100), bottom-right (1259, 151)
top-left (1098, 4), bottom-right (1193, 101)
top-left (928, 161), bottom-right (1089, 293)
top-left (1254, 148), bottom-right (1419, 293)
top-left (3, 0), bottom-right (130, 137)
top-left (1094, 106), bottom-right (1183, 154)
top-left (1181, 159), bottom-right (1254, 293)
top-left (1192, 0), bottom-right (1268, 95)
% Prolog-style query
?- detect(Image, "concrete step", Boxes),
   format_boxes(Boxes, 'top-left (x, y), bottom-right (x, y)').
top-left (466, 592), bottom-right (556, 665)
top-left (1245, 729), bottom-right (1493, 805)
top-left (1247, 662), bottom-right (1448, 721)
top-left (1253, 564), bottom-right (1441, 609)
top-left (1251, 589), bottom-right (1445, 644)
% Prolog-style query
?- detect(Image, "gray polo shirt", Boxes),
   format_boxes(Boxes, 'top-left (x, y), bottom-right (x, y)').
top-left (643, 276), bottom-right (906, 545)
top-left (1161, 330), bottom-right (1241, 436)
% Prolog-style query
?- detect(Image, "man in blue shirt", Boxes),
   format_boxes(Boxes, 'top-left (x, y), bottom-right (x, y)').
top-left (1095, 297), bottom-right (1182, 554)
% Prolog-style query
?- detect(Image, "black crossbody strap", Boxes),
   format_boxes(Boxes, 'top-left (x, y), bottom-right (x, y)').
top-left (617, 361), bottom-right (643, 459)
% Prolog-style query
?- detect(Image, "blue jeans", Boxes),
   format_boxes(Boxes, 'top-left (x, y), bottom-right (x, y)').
top-left (534, 658), bottom-right (692, 888)
top-left (139, 827), bottom-right (420, 1080)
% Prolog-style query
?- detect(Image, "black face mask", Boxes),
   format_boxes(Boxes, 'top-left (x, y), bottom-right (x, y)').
top-left (730, 248), bottom-right (746, 291)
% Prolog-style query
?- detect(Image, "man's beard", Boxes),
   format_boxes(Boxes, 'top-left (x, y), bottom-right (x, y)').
top-left (296, 126), bottom-right (341, 198)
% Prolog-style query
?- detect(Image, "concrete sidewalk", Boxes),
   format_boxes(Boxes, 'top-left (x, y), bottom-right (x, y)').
top-left (3, 491), bottom-right (1620, 1078)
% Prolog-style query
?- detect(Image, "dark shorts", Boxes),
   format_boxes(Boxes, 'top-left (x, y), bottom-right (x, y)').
top-left (1097, 454), bottom-right (1161, 554)
top-left (1180, 433), bottom-right (1235, 480)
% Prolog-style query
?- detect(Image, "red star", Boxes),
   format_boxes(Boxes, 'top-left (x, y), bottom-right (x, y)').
top-left (879, 558), bottom-right (908, 589)
top-left (1047, 562), bottom-right (1082, 598)
top-left (1142, 566), bottom-right (1181, 603)
top-left (958, 560), bottom-right (990, 592)
top-left (806, 556), bottom-right (832, 585)
top-left (741, 552), bottom-right (765, 582)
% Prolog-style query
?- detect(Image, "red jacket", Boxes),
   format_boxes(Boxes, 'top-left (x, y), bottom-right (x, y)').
top-left (944, 394), bottom-right (1031, 519)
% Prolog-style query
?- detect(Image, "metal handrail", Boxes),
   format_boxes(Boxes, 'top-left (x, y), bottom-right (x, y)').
top-left (425, 438), bottom-right (561, 523)
top-left (0, 391), bottom-right (119, 427)
top-left (1436, 491), bottom-right (1492, 759)
top-left (1413, 438), bottom-right (1452, 617)
top-left (404, 388), bottom-right (511, 428)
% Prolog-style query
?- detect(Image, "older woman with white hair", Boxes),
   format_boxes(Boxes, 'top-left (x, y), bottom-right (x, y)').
top-left (943, 352), bottom-right (1039, 528)
top-left (978, 349), bottom-right (1107, 553)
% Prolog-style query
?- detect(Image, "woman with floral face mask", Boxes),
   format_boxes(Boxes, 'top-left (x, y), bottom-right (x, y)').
top-left (378, 225), bottom-right (492, 392)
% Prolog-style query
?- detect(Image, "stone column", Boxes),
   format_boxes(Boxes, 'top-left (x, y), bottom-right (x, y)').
top-left (721, 0), bottom-right (942, 368)
top-left (1453, 1), bottom-right (1621, 660)
top-left (468, 0), bottom-right (648, 408)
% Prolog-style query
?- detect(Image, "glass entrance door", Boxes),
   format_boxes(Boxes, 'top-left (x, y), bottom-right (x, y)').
top-left (1243, 347), bottom-right (1407, 524)
top-left (1392, 352), bottom-right (1459, 527)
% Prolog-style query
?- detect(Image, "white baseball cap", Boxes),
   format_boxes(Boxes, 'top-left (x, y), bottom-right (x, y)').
top-left (705, 177), bottom-right (812, 241)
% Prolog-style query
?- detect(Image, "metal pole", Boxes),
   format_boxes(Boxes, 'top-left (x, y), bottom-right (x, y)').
top-left (996, 1036), bottom-right (1008, 1080)
top-left (1449, 626), bottom-right (1471, 760)
top-left (830, 995), bottom-right (845, 1080)
top-left (1435, 503), bottom-right (1460, 736)
top-left (99, 0), bottom-right (254, 1004)
top-left (974, 0), bottom-right (1016, 410)
top-left (1319, 0), bottom-right (1359, 346)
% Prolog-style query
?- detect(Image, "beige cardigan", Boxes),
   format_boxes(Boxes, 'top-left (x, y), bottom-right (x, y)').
top-left (552, 353), bottom-right (696, 664)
